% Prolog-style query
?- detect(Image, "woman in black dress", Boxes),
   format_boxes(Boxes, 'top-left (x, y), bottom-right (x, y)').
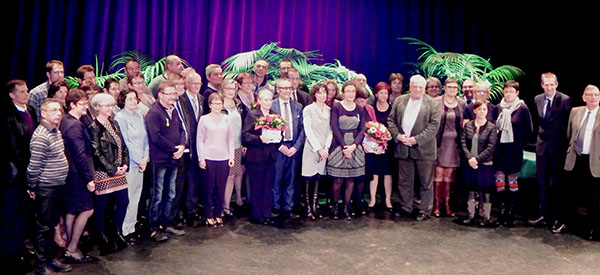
top-left (365, 82), bottom-right (393, 212)
top-left (493, 81), bottom-right (532, 227)
top-left (59, 89), bottom-right (96, 263)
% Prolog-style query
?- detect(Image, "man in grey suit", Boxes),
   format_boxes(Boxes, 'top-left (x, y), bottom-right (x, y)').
top-left (563, 85), bottom-right (600, 240)
top-left (529, 73), bottom-right (572, 230)
top-left (388, 75), bottom-right (441, 220)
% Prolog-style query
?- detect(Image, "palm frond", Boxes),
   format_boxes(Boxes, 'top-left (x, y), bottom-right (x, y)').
top-left (64, 76), bottom-right (79, 89)
top-left (141, 57), bottom-right (166, 85)
top-left (110, 50), bottom-right (157, 72)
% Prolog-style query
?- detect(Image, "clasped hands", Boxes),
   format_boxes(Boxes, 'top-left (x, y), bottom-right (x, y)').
top-left (397, 134), bottom-right (417, 147)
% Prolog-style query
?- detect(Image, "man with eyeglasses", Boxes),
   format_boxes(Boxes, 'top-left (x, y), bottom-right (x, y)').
top-left (27, 98), bottom-right (71, 274)
top-left (145, 81), bottom-right (186, 242)
top-left (563, 85), bottom-right (600, 240)
top-left (270, 78), bottom-right (305, 219)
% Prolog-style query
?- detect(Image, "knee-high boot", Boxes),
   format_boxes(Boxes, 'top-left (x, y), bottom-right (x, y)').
top-left (312, 181), bottom-right (322, 219)
top-left (443, 181), bottom-right (455, 217)
top-left (462, 192), bottom-right (477, 225)
top-left (433, 181), bottom-right (443, 217)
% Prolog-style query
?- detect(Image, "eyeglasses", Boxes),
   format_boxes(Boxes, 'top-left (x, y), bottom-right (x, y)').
top-left (210, 102), bottom-right (223, 105)
top-left (131, 81), bottom-right (145, 86)
top-left (42, 108), bottom-right (62, 113)
top-left (475, 90), bottom-right (488, 94)
top-left (278, 87), bottom-right (293, 91)
top-left (224, 87), bottom-right (237, 91)
top-left (160, 92), bottom-right (177, 96)
top-left (76, 101), bottom-right (89, 106)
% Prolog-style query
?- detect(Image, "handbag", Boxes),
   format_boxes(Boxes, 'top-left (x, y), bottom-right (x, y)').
top-left (93, 170), bottom-right (128, 195)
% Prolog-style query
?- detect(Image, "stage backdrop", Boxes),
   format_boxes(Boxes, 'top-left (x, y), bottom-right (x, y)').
top-left (6, 0), bottom-right (599, 107)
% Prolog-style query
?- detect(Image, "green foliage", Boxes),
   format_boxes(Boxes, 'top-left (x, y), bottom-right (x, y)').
top-left (221, 42), bottom-right (370, 94)
top-left (399, 37), bottom-right (525, 102)
top-left (64, 51), bottom-right (190, 89)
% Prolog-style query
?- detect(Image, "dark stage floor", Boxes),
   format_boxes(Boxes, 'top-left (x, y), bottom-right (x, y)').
top-left (36, 212), bottom-right (600, 275)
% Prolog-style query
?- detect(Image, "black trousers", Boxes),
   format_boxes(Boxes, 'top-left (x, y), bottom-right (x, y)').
top-left (246, 161), bottom-right (274, 222)
top-left (33, 185), bottom-right (64, 266)
top-left (566, 155), bottom-right (600, 229)
top-left (0, 183), bottom-right (28, 257)
top-left (536, 152), bottom-right (566, 218)
top-left (202, 160), bottom-right (229, 218)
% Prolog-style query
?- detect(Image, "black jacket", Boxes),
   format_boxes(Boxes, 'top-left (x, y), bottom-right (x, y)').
top-left (6, 103), bottom-right (38, 186)
top-left (242, 109), bottom-right (279, 163)
top-left (461, 120), bottom-right (497, 163)
top-left (88, 118), bottom-right (129, 176)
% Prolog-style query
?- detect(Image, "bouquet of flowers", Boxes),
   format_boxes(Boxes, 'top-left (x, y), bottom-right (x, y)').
top-left (363, 121), bottom-right (391, 154)
top-left (255, 114), bottom-right (287, 143)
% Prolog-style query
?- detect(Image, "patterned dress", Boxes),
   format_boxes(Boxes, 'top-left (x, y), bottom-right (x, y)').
top-left (326, 102), bottom-right (367, 178)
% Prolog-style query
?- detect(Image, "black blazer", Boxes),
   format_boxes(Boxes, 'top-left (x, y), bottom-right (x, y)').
top-left (242, 109), bottom-right (279, 163)
top-left (6, 103), bottom-right (38, 185)
top-left (296, 89), bottom-right (311, 107)
top-left (534, 91), bottom-right (572, 155)
top-left (178, 92), bottom-right (204, 159)
top-left (60, 114), bottom-right (95, 184)
top-left (88, 118), bottom-right (129, 176)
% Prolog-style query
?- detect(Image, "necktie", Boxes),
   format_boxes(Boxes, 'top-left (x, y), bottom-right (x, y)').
top-left (292, 91), bottom-right (297, 102)
top-left (175, 101), bottom-right (189, 146)
top-left (544, 98), bottom-right (551, 119)
top-left (283, 102), bottom-right (292, 140)
top-left (575, 110), bottom-right (591, 154)
top-left (191, 97), bottom-right (199, 120)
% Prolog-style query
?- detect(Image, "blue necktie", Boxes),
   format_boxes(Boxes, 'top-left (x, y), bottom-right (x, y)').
top-left (544, 98), bottom-right (551, 119)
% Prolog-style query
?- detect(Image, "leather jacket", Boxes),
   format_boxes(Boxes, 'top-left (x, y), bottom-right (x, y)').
top-left (88, 118), bottom-right (129, 176)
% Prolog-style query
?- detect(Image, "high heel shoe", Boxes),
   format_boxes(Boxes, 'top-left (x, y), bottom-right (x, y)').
top-left (64, 249), bottom-right (94, 264)
top-left (215, 217), bottom-right (224, 227)
top-left (205, 218), bottom-right (217, 228)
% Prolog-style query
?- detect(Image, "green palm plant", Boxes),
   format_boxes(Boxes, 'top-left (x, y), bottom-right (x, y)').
top-left (221, 42), bottom-right (371, 94)
top-left (399, 37), bottom-right (525, 102)
top-left (64, 50), bottom-right (190, 89)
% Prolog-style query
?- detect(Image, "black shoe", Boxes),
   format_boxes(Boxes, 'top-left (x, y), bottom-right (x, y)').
top-left (98, 233), bottom-right (116, 256)
top-left (35, 265), bottom-right (53, 275)
top-left (331, 204), bottom-right (339, 220)
top-left (415, 213), bottom-right (430, 221)
top-left (528, 215), bottom-right (547, 227)
top-left (123, 233), bottom-right (137, 244)
top-left (263, 218), bottom-right (275, 225)
top-left (270, 209), bottom-right (281, 218)
top-left (150, 231), bottom-right (169, 242)
top-left (394, 209), bottom-right (412, 218)
top-left (249, 218), bottom-right (263, 225)
top-left (64, 252), bottom-right (95, 264)
top-left (461, 217), bottom-right (475, 225)
top-left (47, 259), bottom-right (72, 272)
top-left (115, 231), bottom-right (129, 250)
top-left (551, 223), bottom-right (567, 234)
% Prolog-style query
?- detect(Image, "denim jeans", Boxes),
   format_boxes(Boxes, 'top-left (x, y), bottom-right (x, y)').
top-left (149, 162), bottom-right (178, 232)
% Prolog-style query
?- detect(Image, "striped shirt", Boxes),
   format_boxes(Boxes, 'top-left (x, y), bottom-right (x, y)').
top-left (27, 121), bottom-right (69, 189)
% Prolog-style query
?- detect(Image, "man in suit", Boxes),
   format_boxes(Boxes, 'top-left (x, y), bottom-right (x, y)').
top-left (387, 74), bottom-right (441, 221)
top-left (287, 68), bottom-right (310, 107)
top-left (563, 85), bottom-right (600, 240)
top-left (528, 73), bottom-right (572, 231)
top-left (271, 78), bottom-right (305, 219)
top-left (177, 72), bottom-right (204, 227)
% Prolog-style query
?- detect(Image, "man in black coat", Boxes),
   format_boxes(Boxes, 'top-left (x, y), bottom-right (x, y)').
top-left (528, 73), bottom-right (572, 232)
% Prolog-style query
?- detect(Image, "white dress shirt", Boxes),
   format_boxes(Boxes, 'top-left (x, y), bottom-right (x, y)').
top-left (580, 105), bottom-right (599, 155)
top-left (401, 96), bottom-right (423, 136)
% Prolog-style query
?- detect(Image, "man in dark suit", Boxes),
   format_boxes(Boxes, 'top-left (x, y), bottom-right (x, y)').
top-left (287, 68), bottom-right (310, 107)
top-left (270, 78), bottom-right (305, 218)
top-left (563, 85), bottom-right (600, 239)
top-left (528, 73), bottom-right (572, 231)
top-left (387, 75), bottom-right (441, 221)
top-left (176, 72), bottom-right (204, 226)
top-left (2, 79), bottom-right (38, 271)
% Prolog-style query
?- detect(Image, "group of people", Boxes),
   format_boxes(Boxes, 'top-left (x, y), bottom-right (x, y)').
top-left (3, 55), bottom-right (600, 274)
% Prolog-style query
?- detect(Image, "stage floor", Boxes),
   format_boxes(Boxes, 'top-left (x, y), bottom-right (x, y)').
top-left (59, 212), bottom-right (600, 275)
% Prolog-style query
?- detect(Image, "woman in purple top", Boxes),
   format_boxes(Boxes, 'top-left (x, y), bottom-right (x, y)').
top-left (197, 93), bottom-right (234, 227)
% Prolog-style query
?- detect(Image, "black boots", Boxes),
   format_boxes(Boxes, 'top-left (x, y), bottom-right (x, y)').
top-left (312, 192), bottom-right (322, 219)
top-left (98, 233), bottom-right (116, 256)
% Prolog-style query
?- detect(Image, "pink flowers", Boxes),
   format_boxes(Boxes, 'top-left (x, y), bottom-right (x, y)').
top-left (255, 114), bottom-right (287, 130)
top-left (364, 121), bottom-right (392, 143)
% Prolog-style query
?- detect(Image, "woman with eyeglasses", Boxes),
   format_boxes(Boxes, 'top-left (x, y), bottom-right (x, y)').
top-left (219, 79), bottom-right (246, 217)
top-left (462, 81), bottom-right (499, 126)
top-left (326, 81), bottom-right (367, 220)
top-left (432, 78), bottom-right (467, 217)
top-left (114, 89), bottom-right (149, 243)
top-left (197, 93), bottom-right (235, 227)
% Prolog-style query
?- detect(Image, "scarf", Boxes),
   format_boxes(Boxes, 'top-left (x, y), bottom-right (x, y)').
top-left (497, 97), bottom-right (524, 143)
